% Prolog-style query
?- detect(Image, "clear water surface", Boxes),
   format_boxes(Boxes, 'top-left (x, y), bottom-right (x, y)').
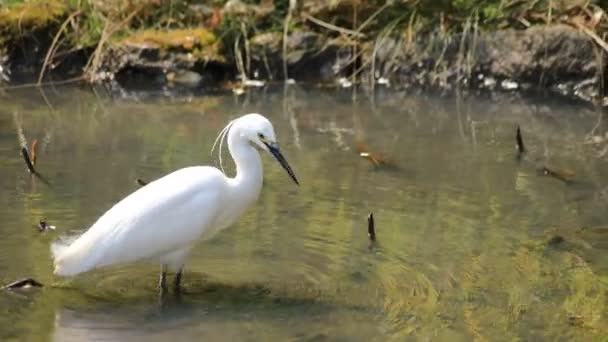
top-left (0, 85), bottom-right (607, 341)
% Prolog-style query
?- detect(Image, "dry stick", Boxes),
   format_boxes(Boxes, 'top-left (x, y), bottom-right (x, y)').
top-left (600, 32), bottom-right (607, 98)
top-left (432, 32), bottom-right (450, 76)
top-left (0, 76), bottom-right (86, 90)
top-left (370, 38), bottom-right (378, 91)
top-left (351, 0), bottom-right (358, 101)
top-left (343, 47), bottom-right (369, 82)
top-left (240, 22), bottom-right (251, 77)
top-left (38, 86), bottom-right (56, 114)
top-left (456, 16), bottom-right (472, 88)
top-left (467, 15), bottom-right (479, 81)
top-left (345, 10), bottom-right (403, 81)
top-left (84, 19), bottom-right (112, 80)
top-left (37, 10), bottom-right (82, 85)
top-left (352, 18), bottom-right (401, 83)
top-left (365, 17), bottom-right (404, 88)
top-left (249, 25), bottom-right (273, 80)
top-left (234, 36), bottom-right (248, 81)
top-left (573, 22), bottom-right (608, 53)
top-left (354, 2), bottom-right (390, 35)
top-left (281, 2), bottom-right (293, 82)
top-left (85, 8), bottom-right (141, 80)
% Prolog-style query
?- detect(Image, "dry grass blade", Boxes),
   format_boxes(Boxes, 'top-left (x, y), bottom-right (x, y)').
top-left (354, 2), bottom-right (390, 35)
top-left (303, 13), bottom-right (365, 38)
top-left (84, 7), bottom-right (142, 80)
top-left (572, 21), bottom-right (608, 54)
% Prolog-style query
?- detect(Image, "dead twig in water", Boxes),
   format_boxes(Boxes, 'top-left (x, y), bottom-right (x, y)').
top-left (356, 142), bottom-right (398, 170)
top-left (21, 147), bottom-right (36, 174)
top-left (30, 139), bottom-right (38, 165)
top-left (368, 213), bottom-right (376, 242)
top-left (539, 166), bottom-right (576, 184)
top-left (20, 147), bottom-right (51, 185)
top-left (516, 125), bottom-right (526, 155)
top-left (37, 219), bottom-right (56, 232)
top-left (1, 278), bottom-right (43, 290)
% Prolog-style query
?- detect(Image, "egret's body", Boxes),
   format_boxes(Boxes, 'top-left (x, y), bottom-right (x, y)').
top-left (52, 113), bottom-right (298, 291)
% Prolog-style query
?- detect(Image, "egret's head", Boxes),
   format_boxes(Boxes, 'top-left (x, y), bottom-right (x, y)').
top-left (239, 113), bottom-right (299, 186)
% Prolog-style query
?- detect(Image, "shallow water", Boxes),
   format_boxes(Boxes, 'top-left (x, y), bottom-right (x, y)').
top-left (1, 86), bottom-right (607, 341)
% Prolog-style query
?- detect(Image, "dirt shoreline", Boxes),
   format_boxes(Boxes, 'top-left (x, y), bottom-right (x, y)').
top-left (1, 23), bottom-right (606, 106)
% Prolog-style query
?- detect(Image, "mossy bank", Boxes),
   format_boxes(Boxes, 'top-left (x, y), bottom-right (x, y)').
top-left (0, 0), bottom-right (607, 105)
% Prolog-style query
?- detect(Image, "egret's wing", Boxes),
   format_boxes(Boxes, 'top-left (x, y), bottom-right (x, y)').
top-left (53, 166), bottom-right (226, 276)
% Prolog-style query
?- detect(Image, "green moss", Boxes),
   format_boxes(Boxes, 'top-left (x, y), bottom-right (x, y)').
top-left (122, 28), bottom-right (216, 49)
top-left (119, 27), bottom-right (222, 61)
top-left (0, 0), bottom-right (67, 31)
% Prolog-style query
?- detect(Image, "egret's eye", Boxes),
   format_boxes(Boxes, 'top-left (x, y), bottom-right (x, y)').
top-left (258, 133), bottom-right (266, 140)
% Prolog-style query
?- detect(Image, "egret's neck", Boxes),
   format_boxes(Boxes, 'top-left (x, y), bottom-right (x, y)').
top-left (226, 127), bottom-right (263, 197)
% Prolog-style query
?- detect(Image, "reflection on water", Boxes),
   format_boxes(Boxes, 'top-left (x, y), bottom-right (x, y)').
top-left (1, 86), bottom-right (608, 341)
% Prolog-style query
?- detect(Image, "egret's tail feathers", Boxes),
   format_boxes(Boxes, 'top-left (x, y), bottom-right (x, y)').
top-left (51, 235), bottom-right (96, 277)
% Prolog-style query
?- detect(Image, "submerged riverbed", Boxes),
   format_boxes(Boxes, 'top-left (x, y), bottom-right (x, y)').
top-left (1, 86), bottom-right (607, 341)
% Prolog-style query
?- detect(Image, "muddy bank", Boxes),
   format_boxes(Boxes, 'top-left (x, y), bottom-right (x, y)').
top-left (1, 22), bottom-right (606, 106)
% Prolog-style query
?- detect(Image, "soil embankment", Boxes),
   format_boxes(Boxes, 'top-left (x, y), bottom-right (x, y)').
top-left (0, 1), bottom-right (606, 105)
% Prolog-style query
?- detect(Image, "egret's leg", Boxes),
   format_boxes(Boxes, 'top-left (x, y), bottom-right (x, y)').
top-left (160, 247), bottom-right (190, 293)
top-left (159, 264), bottom-right (168, 292)
top-left (174, 267), bottom-right (184, 293)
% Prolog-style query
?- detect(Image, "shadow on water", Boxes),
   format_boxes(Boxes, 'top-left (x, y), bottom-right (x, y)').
top-left (0, 85), bottom-right (608, 341)
top-left (48, 269), bottom-right (387, 342)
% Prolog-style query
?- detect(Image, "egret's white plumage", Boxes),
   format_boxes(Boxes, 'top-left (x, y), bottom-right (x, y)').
top-left (52, 113), bottom-right (298, 287)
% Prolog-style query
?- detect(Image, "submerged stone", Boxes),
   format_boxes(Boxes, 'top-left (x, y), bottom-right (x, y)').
top-left (166, 69), bottom-right (203, 87)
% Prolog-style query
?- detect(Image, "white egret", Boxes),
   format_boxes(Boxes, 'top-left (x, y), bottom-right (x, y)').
top-left (52, 113), bottom-right (299, 292)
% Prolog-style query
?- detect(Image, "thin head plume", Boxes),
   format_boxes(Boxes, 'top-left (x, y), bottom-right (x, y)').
top-left (210, 119), bottom-right (235, 172)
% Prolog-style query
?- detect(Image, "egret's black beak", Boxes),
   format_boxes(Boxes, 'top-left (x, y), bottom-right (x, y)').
top-left (264, 142), bottom-right (299, 186)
